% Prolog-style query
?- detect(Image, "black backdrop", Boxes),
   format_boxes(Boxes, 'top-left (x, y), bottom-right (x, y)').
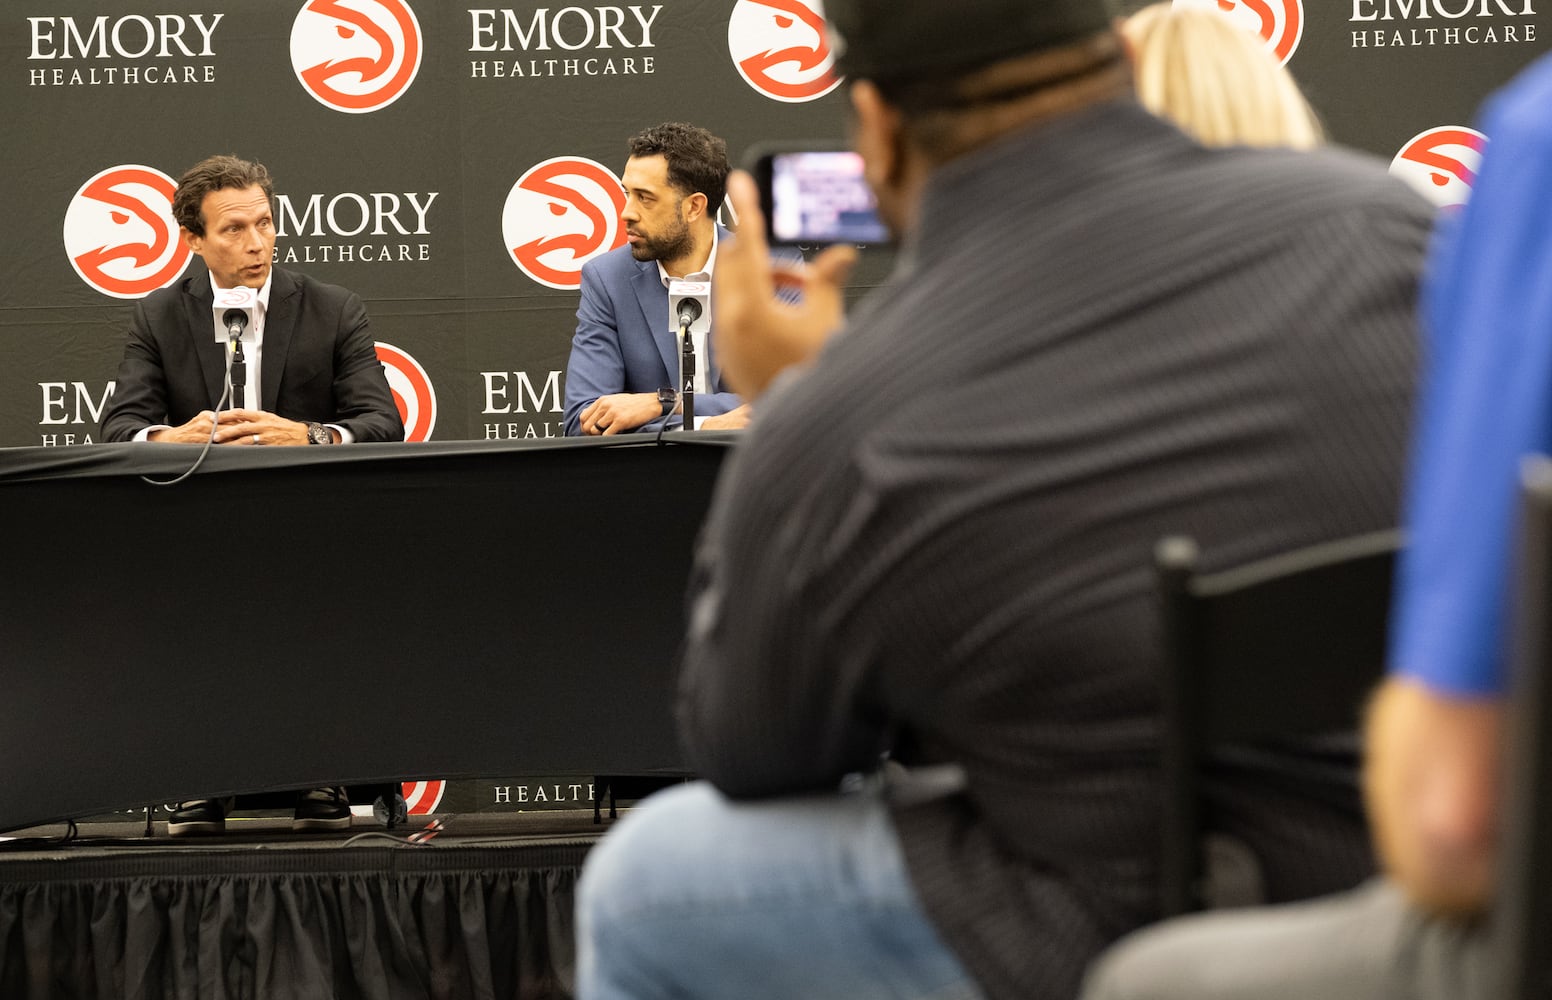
top-left (2, 0), bottom-right (1548, 449)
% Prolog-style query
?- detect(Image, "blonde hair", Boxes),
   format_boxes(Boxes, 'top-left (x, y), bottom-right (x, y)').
top-left (1122, 3), bottom-right (1323, 150)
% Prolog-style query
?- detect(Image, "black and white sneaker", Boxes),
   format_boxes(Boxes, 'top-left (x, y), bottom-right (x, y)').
top-left (292, 787), bottom-right (351, 832)
top-left (167, 798), bottom-right (226, 837)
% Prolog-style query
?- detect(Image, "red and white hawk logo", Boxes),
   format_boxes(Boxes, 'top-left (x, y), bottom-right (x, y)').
top-left (1390, 126), bottom-right (1487, 209)
top-left (727, 0), bottom-right (841, 103)
top-left (502, 157), bottom-right (628, 289)
top-left (375, 341), bottom-right (437, 441)
top-left (63, 165), bottom-right (192, 299)
top-left (290, 0), bottom-right (423, 113)
top-left (1174, 0), bottom-right (1304, 64)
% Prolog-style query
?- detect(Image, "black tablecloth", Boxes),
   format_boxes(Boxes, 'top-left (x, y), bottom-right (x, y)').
top-left (0, 435), bottom-right (733, 832)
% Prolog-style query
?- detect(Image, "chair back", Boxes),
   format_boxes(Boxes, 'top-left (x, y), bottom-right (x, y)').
top-left (1154, 530), bottom-right (1400, 916)
top-left (1494, 455), bottom-right (1552, 1000)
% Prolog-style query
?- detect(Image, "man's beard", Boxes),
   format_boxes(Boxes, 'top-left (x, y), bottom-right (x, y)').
top-left (629, 212), bottom-right (694, 263)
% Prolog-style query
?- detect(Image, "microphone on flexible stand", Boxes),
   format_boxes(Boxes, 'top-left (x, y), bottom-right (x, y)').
top-left (222, 308), bottom-right (248, 410)
top-left (678, 299), bottom-right (698, 429)
top-left (669, 280), bottom-right (710, 431)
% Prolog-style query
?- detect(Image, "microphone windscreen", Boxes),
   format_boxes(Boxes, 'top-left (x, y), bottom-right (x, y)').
top-left (668, 278), bottom-right (711, 336)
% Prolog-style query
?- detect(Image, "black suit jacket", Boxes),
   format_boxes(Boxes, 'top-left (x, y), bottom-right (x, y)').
top-left (100, 266), bottom-right (404, 443)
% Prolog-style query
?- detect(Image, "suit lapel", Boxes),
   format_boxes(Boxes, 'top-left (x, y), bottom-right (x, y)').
top-left (261, 268), bottom-right (299, 412)
top-left (629, 259), bottom-right (677, 385)
top-left (181, 270), bottom-right (227, 409)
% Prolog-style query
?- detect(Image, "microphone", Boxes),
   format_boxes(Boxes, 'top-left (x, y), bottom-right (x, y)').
top-left (668, 279), bottom-right (710, 432)
top-left (222, 308), bottom-right (248, 341)
top-left (668, 279), bottom-right (711, 338)
top-left (213, 286), bottom-right (258, 413)
top-left (222, 308), bottom-right (248, 409)
top-left (213, 284), bottom-right (257, 342)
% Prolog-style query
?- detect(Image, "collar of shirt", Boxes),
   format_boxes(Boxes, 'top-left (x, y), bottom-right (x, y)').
top-left (656, 228), bottom-right (718, 287)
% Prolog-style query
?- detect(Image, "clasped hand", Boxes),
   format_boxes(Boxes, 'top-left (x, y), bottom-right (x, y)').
top-left (150, 408), bottom-right (312, 446)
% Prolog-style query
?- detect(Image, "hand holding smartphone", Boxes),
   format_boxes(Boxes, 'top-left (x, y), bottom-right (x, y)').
top-left (747, 144), bottom-right (890, 248)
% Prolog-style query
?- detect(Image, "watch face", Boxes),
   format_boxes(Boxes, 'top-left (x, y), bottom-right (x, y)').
top-left (308, 422), bottom-right (330, 445)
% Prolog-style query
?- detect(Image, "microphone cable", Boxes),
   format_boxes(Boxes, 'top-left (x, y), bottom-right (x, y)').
top-left (139, 338), bottom-right (238, 486)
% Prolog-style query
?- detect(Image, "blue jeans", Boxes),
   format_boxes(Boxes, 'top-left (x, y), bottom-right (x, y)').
top-left (576, 781), bottom-right (986, 1000)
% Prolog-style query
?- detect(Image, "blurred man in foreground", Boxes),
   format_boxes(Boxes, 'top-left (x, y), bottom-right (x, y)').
top-left (576, 2), bottom-right (1433, 997)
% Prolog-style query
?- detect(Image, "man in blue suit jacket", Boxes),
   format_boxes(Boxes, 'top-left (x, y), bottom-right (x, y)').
top-left (565, 123), bottom-right (751, 437)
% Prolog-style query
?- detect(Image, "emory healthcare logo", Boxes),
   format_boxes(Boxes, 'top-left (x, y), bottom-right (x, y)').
top-left (63, 165), bottom-right (191, 299)
top-left (290, 0), bottom-right (423, 113)
top-left (375, 341), bottom-right (437, 441)
top-left (1389, 126), bottom-right (1487, 209)
top-left (1174, 0), bottom-right (1304, 64)
top-left (401, 780), bottom-right (446, 815)
top-left (728, 0), bottom-right (841, 103)
top-left (503, 157), bottom-right (627, 289)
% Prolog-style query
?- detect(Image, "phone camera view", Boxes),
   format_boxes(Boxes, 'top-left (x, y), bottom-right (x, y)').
top-left (769, 151), bottom-right (888, 245)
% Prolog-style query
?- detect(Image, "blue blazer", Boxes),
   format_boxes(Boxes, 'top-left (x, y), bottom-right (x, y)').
top-left (563, 226), bottom-right (742, 436)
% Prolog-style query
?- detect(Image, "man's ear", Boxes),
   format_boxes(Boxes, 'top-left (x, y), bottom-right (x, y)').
top-left (683, 190), bottom-right (709, 224)
top-left (850, 81), bottom-right (906, 190)
top-left (181, 227), bottom-right (203, 256)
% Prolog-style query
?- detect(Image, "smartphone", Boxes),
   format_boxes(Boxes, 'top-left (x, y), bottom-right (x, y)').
top-left (747, 144), bottom-right (890, 247)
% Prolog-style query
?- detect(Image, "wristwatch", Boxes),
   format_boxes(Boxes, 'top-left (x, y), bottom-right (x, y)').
top-left (657, 387), bottom-right (678, 417)
top-left (305, 421), bottom-right (332, 445)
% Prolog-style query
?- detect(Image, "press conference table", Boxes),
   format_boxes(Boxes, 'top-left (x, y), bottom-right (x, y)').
top-left (0, 435), bottom-right (734, 833)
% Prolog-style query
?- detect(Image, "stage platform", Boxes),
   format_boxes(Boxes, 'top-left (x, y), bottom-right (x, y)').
top-left (0, 804), bottom-right (634, 1000)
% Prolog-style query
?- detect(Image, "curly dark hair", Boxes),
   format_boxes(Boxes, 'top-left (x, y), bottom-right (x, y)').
top-left (626, 123), bottom-right (729, 211)
top-left (172, 155), bottom-right (274, 237)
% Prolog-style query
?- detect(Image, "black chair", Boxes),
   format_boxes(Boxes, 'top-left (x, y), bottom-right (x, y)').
top-left (1154, 530), bottom-right (1401, 917)
top-left (1493, 455), bottom-right (1552, 1000)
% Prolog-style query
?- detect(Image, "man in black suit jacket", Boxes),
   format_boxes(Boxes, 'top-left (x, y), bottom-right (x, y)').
top-left (100, 154), bottom-right (402, 446)
top-left (99, 155), bottom-right (402, 837)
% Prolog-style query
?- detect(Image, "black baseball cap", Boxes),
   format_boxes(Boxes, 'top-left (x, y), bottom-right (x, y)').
top-left (825, 0), bottom-right (1113, 83)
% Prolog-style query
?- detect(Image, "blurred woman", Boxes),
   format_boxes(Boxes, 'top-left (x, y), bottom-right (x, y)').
top-left (1122, 3), bottom-right (1323, 149)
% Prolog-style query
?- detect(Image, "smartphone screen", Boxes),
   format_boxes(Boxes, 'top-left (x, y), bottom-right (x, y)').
top-left (757, 149), bottom-right (889, 246)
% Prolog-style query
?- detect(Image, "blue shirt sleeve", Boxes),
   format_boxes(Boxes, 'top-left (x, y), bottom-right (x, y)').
top-left (1388, 53), bottom-right (1552, 697)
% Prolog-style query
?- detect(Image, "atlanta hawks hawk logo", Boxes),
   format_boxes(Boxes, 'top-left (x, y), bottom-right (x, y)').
top-left (402, 780), bottom-right (445, 815)
top-left (1174, 0), bottom-right (1304, 64)
top-left (63, 165), bottom-right (192, 299)
top-left (1389, 126), bottom-right (1487, 209)
top-left (375, 341), bottom-right (436, 441)
top-left (290, 0), bottom-right (423, 113)
top-left (728, 0), bottom-right (841, 103)
top-left (502, 157), bottom-right (628, 290)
